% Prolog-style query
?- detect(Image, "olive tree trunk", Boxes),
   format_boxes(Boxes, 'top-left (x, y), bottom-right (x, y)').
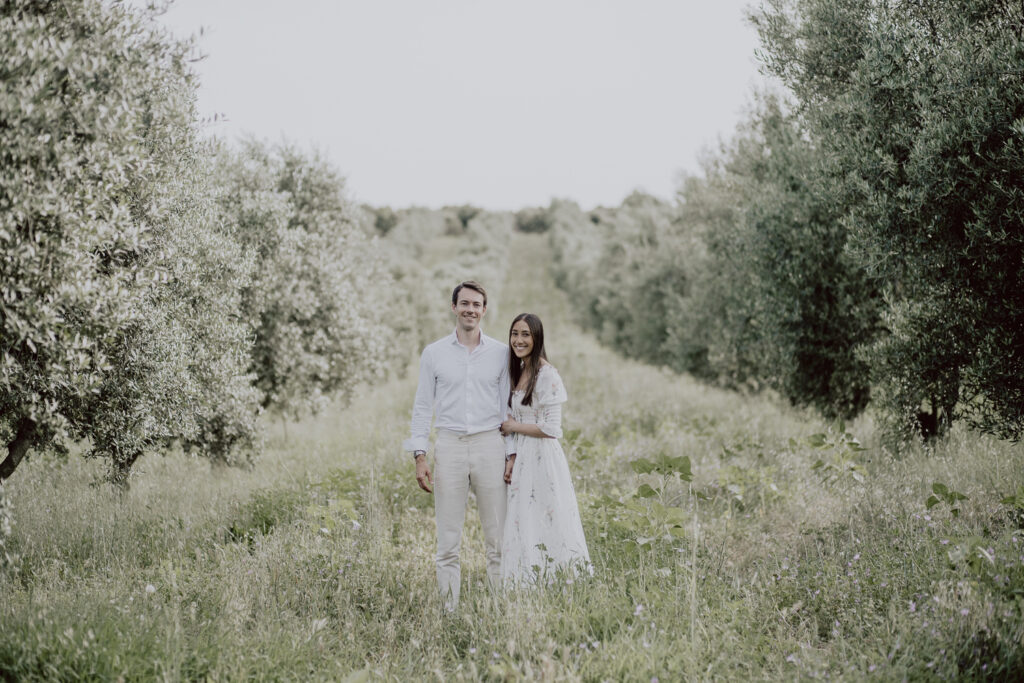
top-left (0, 418), bottom-right (36, 482)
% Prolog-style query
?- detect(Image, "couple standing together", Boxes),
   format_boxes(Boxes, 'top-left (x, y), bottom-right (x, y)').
top-left (403, 280), bottom-right (591, 610)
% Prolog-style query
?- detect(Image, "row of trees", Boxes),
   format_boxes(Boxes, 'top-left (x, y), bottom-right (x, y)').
top-left (1, 0), bottom-right (390, 483)
top-left (547, 0), bottom-right (1024, 444)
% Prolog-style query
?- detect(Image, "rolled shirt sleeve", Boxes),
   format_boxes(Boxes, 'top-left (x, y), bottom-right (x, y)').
top-left (402, 346), bottom-right (436, 453)
top-left (499, 353), bottom-right (517, 456)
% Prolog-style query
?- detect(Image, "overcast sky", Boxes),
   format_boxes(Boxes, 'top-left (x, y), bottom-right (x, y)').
top-left (154, 0), bottom-right (765, 210)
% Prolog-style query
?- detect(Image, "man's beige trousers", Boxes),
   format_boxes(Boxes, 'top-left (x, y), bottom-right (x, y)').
top-left (433, 429), bottom-right (507, 611)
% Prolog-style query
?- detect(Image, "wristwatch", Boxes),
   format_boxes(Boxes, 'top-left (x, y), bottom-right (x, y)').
top-left (413, 450), bottom-right (426, 460)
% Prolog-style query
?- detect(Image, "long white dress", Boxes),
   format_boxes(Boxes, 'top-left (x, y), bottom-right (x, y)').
top-left (501, 364), bottom-right (591, 585)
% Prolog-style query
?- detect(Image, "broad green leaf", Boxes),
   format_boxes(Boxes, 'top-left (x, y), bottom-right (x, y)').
top-left (635, 484), bottom-right (659, 498)
top-left (630, 458), bottom-right (656, 474)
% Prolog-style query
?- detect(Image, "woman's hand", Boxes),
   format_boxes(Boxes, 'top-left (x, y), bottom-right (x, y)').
top-left (500, 418), bottom-right (519, 436)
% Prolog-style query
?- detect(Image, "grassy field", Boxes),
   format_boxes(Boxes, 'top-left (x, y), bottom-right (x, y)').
top-left (2, 233), bottom-right (1024, 680)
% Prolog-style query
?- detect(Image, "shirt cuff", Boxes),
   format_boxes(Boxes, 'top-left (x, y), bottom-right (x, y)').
top-left (504, 434), bottom-right (517, 458)
top-left (403, 437), bottom-right (429, 453)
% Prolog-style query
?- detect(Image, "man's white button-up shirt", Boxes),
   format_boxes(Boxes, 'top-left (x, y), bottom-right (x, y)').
top-left (403, 329), bottom-right (514, 455)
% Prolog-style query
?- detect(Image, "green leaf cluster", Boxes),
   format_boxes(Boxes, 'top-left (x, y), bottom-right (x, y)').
top-left (593, 454), bottom-right (694, 546)
top-left (629, 454), bottom-right (693, 480)
top-left (546, 106), bottom-right (879, 420)
top-left (0, 0), bottom-right (258, 480)
top-left (1, 1), bottom-right (395, 483)
top-left (926, 482), bottom-right (969, 517)
top-left (547, 193), bottom-right (709, 377)
top-left (753, 0), bottom-right (1024, 442)
top-left (804, 425), bottom-right (869, 488)
top-left (213, 140), bottom-right (392, 418)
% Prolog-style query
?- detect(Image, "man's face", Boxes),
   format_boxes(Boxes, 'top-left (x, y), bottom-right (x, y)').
top-left (452, 288), bottom-right (486, 333)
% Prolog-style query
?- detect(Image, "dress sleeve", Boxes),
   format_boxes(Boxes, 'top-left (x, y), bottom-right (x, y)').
top-left (535, 366), bottom-right (568, 439)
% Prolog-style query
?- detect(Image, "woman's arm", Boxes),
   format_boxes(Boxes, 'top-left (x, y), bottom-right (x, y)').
top-left (501, 418), bottom-right (555, 439)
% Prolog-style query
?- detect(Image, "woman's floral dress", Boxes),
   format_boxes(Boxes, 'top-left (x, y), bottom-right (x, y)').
top-left (501, 364), bottom-right (591, 585)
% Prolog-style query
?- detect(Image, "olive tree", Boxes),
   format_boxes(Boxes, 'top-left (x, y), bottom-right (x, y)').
top-left (677, 96), bottom-right (880, 418)
top-left (214, 140), bottom-right (392, 416)
top-left (1, 0), bottom-right (260, 482)
top-left (754, 0), bottom-right (1024, 439)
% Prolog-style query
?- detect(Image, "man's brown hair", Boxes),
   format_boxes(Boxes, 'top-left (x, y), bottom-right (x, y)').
top-left (451, 280), bottom-right (487, 306)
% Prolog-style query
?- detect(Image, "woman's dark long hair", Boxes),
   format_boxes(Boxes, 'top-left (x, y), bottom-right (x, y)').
top-left (508, 313), bottom-right (547, 407)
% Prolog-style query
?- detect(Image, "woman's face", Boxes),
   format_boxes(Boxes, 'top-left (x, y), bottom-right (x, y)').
top-left (510, 319), bottom-right (534, 359)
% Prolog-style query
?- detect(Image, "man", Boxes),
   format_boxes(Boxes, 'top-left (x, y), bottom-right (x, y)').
top-left (403, 280), bottom-right (515, 611)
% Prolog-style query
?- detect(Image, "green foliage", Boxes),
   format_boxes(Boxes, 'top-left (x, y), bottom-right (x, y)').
top-left (677, 95), bottom-right (880, 418)
top-left (546, 198), bottom-right (603, 295)
top-left (716, 464), bottom-right (782, 512)
top-left (805, 424), bottom-right (868, 488)
top-left (999, 486), bottom-right (1024, 527)
top-left (0, 483), bottom-right (15, 571)
top-left (594, 493), bottom-right (689, 547)
top-left (754, 0), bottom-right (1024, 441)
top-left (373, 206), bottom-right (514, 355)
top-left (3, 235), bottom-right (1024, 680)
top-left (213, 140), bottom-right (392, 416)
top-left (629, 454), bottom-right (692, 480)
top-left (562, 428), bottom-right (594, 461)
top-left (0, 0), bottom-right (260, 480)
top-left (594, 453), bottom-right (695, 548)
top-left (441, 204), bottom-right (481, 235)
top-left (366, 205), bottom-right (399, 236)
top-left (946, 536), bottom-right (994, 576)
top-left (548, 193), bottom-right (706, 374)
top-left (515, 206), bottom-right (553, 233)
top-left (547, 103), bottom-right (878, 422)
top-left (227, 487), bottom-right (308, 544)
top-left (926, 482), bottom-right (968, 517)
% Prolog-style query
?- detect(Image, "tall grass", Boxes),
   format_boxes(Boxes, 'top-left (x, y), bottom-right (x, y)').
top-left (2, 233), bottom-right (1023, 680)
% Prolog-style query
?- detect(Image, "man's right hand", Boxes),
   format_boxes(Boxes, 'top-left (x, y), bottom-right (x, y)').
top-left (415, 454), bottom-right (433, 493)
top-left (503, 454), bottom-right (516, 484)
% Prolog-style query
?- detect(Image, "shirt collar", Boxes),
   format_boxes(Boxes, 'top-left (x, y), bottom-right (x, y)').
top-left (449, 328), bottom-right (487, 347)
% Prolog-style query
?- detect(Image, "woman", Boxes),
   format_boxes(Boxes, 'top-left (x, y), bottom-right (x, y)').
top-left (500, 313), bottom-right (591, 585)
